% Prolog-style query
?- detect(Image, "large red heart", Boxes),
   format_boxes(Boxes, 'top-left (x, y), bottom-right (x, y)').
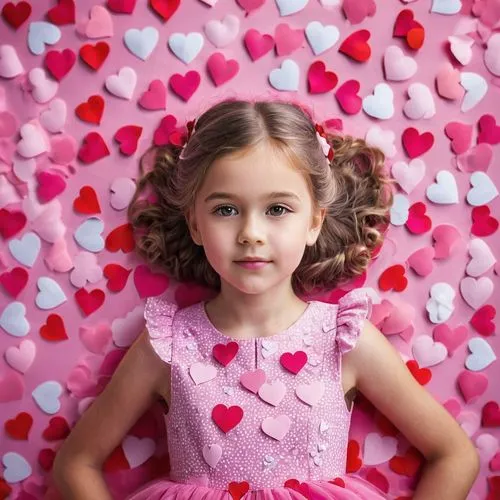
top-left (169, 71), bottom-right (201, 102)
top-left (402, 127), bottom-right (434, 158)
top-left (75, 288), bottom-right (105, 316)
top-left (79, 42), bottom-right (110, 70)
top-left (78, 132), bottom-right (110, 164)
top-left (482, 401), bottom-right (500, 427)
top-left (212, 404), bottom-right (243, 433)
top-left (73, 185), bottom-right (101, 214)
top-left (406, 360), bottom-right (431, 385)
top-left (470, 305), bottom-right (496, 336)
top-left (0, 267), bottom-right (28, 298)
top-left (406, 202), bottom-right (432, 234)
top-left (4, 411), bottom-right (33, 440)
top-left (0, 208), bottom-right (27, 239)
top-left (228, 481), bottom-right (250, 500)
top-left (149, 0), bottom-right (180, 21)
top-left (339, 30), bottom-right (371, 62)
top-left (105, 223), bottom-right (135, 253)
top-left (213, 342), bottom-right (239, 366)
top-left (42, 416), bottom-right (70, 441)
top-left (389, 447), bottom-right (423, 476)
top-left (471, 205), bottom-right (498, 237)
top-left (46, 0), bottom-right (75, 25)
top-left (114, 125), bottom-right (143, 155)
top-left (44, 49), bottom-right (76, 81)
top-left (280, 351), bottom-right (307, 374)
top-left (378, 265), bottom-right (408, 292)
top-left (307, 61), bottom-right (338, 94)
top-left (243, 29), bottom-right (274, 61)
top-left (40, 313), bottom-right (68, 341)
top-left (346, 440), bottom-right (362, 473)
top-left (104, 263), bottom-right (132, 292)
top-left (1, 1), bottom-right (31, 29)
top-left (75, 95), bottom-right (105, 124)
top-left (107, 0), bottom-right (137, 13)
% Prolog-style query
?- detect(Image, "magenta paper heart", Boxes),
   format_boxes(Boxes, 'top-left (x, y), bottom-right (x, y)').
top-left (244, 29), bottom-right (274, 61)
top-left (381, 300), bottom-right (415, 335)
top-left (457, 370), bottom-right (488, 402)
top-left (370, 299), bottom-right (393, 327)
top-left (335, 79), bottom-right (362, 114)
top-left (36, 171), bottom-right (66, 203)
top-left (444, 121), bottom-right (473, 154)
top-left (236, 0), bottom-right (265, 13)
top-left (477, 114), bottom-right (500, 145)
top-left (432, 224), bottom-right (462, 259)
top-left (139, 79), bottom-right (166, 110)
top-left (207, 52), bottom-right (239, 86)
top-left (407, 247), bottom-right (435, 277)
top-left (133, 264), bottom-right (169, 298)
top-left (433, 324), bottom-right (468, 355)
top-left (455, 143), bottom-right (492, 173)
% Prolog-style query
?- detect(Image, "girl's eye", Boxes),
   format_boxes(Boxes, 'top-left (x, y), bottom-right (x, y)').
top-left (213, 206), bottom-right (237, 216)
top-left (267, 205), bottom-right (290, 216)
top-left (212, 205), bottom-right (291, 217)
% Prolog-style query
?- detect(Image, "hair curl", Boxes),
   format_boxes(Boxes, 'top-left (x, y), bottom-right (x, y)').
top-left (128, 99), bottom-right (394, 295)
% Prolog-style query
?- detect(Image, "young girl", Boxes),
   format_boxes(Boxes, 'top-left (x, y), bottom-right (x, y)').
top-left (53, 99), bottom-right (479, 499)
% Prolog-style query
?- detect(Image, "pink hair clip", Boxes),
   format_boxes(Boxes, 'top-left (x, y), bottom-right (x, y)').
top-left (315, 123), bottom-right (334, 162)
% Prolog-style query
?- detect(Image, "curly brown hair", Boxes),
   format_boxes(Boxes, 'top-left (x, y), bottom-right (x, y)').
top-left (128, 98), bottom-right (394, 295)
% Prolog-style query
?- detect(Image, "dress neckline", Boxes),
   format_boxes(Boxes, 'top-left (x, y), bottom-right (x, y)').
top-left (198, 300), bottom-right (317, 343)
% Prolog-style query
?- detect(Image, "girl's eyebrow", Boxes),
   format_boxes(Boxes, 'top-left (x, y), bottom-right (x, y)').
top-left (204, 191), bottom-right (301, 203)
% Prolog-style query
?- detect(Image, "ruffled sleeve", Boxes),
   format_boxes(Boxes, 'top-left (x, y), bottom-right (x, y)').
top-left (335, 289), bottom-right (372, 355)
top-left (144, 295), bottom-right (179, 364)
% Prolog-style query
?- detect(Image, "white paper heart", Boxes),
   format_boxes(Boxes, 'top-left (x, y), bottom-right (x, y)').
top-left (460, 72), bottom-right (487, 112)
top-left (389, 194), bottom-right (409, 226)
top-left (426, 170), bottom-right (459, 204)
top-left (460, 276), bottom-right (494, 309)
top-left (391, 159), bottom-right (426, 194)
top-left (124, 27), bottom-right (159, 61)
top-left (8, 232), bottom-right (41, 267)
top-left (426, 282), bottom-right (455, 324)
top-left (305, 21), bottom-right (339, 55)
top-left (384, 45), bottom-right (417, 81)
top-left (0, 302), bottom-right (30, 337)
top-left (122, 435), bottom-right (155, 468)
top-left (269, 59), bottom-right (300, 91)
top-left (35, 277), bottom-right (67, 310)
top-left (431, 0), bottom-right (462, 14)
top-left (32, 380), bottom-right (63, 414)
top-left (28, 22), bottom-right (61, 55)
top-left (466, 239), bottom-right (496, 277)
top-left (275, 0), bottom-right (309, 15)
top-left (484, 33), bottom-right (500, 76)
top-left (28, 67), bottom-right (58, 103)
top-left (17, 123), bottom-right (48, 158)
top-left (448, 35), bottom-right (474, 65)
top-left (189, 362), bottom-right (217, 385)
top-left (411, 335), bottom-right (448, 367)
top-left (168, 32), bottom-right (204, 64)
top-left (363, 83), bottom-right (394, 120)
top-left (404, 83), bottom-right (436, 120)
top-left (2, 452), bottom-right (32, 483)
top-left (365, 125), bottom-right (396, 158)
top-left (465, 338), bottom-right (496, 371)
top-left (467, 172), bottom-right (498, 206)
top-left (12, 157), bottom-right (36, 182)
top-left (0, 45), bottom-right (24, 78)
top-left (363, 433), bottom-right (398, 465)
top-left (105, 66), bottom-right (137, 100)
top-left (204, 14), bottom-right (239, 48)
top-left (202, 444), bottom-right (223, 468)
top-left (74, 217), bottom-right (105, 252)
top-left (40, 98), bottom-right (67, 133)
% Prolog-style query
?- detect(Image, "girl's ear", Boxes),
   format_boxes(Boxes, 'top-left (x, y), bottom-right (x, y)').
top-left (185, 208), bottom-right (203, 246)
top-left (306, 207), bottom-right (326, 246)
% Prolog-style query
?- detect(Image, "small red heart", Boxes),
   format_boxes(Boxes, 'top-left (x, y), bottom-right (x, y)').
top-left (107, 0), bottom-right (137, 13)
top-left (346, 440), bottom-right (362, 473)
top-left (103, 446), bottom-right (129, 472)
top-left (402, 127), bottom-right (434, 158)
top-left (327, 477), bottom-right (346, 488)
top-left (307, 61), bottom-right (338, 94)
top-left (406, 26), bottom-right (425, 50)
top-left (482, 401), bottom-right (500, 427)
top-left (149, 0), bottom-right (180, 22)
top-left (0, 208), bottom-right (27, 239)
top-left (243, 29), bottom-right (274, 61)
top-left (406, 360), bottom-right (431, 385)
top-left (207, 52), bottom-right (239, 87)
top-left (339, 29), bottom-right (371, 62)
top-left (169, 71), bottom-right (201, 102)
top-left (470, 305), bottom-right (496, 336)
top-left (73, 185), bottom-right (101, 215)
top-left (280, 351), bottom-right (308, 374)
top-left (79, 42), bottom-right (110, 70)
top-left (46, 0), bottom-right (75, 25)
top-left (38, 448), bottom-right (56, 471)
top-left (44, 49), bottom-right (76, 81)
top-left (284, 478), bottom-right (301, 491)
top-left (212, 404), bottom-right (243, 433)
top-left (104, 263), bottom-right (132, 292)
top-left (42, 416), bottom-right (70, 441)
top-left (114, 125), bottom-right (143, 155)
top-left (406, 202), bottom-right (432, 234)
top-left (213, 342), bottom-right (239, 366)
top-left (4, 412), bottom-right (33, 440)
top-left (2, 1), bottom-right (32, 29)
top-left (153, 114), bottom-right (178, 146)
top-left (378, 264), bottom-right (408, 292)
top-left (105, 223), bottom-right (135, 253)
top-left (78, 132), bottom-right (110, 164)
top-left (228, 481), bottom-right (250, 500)
top-left (0, 267), bottom-right (29, 298)
top-left (393, 9), bottom-right (420, 37)
top-left (471, 205), bottom-right (498, 237)
top-left (389, 447), bottom-right (423, 476)
top-left (75, 95), bottom-right (105, 124)
top-left (40, 313), bottom-right (68, 341)
top-left (75, 288), bottom-right (105, 316)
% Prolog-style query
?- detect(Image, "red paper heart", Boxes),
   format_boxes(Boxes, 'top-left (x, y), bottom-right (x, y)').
top-left (73, 185), bottom-right (101, 214)
top-left (307, 61), bottom-right (338, 94)
top-left (104, 263), bottom-right (132, 292)
top-left (406, 360), bottom-right (431, 385)
top-left (46, 0), bottom-right (75, 25)
top-left (335, 79), bottom-right (362, 114)
top-left (213, 342), bottom-right (239, 366)
top-left (212, 404), bottom-right (243, 433)
top-left (378, 265), bottom-right (408, 292)
top-left (402, 127), bottom-right (434, 158)
top-left (228, 481), bottom-right (250, 500)
top-left (393, 9), bottom-right (420, 37)
top-left (44, 49), bottom-right (76, 81)
top-left (482, 401), bottom-right (500, 427)
top-left (103, 445), bottom-right (129, 472)
top-left (40, 313), bottom-right (68, 341)
top-left (153, 114), bottom-right (178, 146)
top-left (280, 351), bottom-right (308, 374)
top-left (346, 440), bottom-right (362, 473)
top-left (243, 29), bottom-right (274, 61)
top-left (477, 114), bottom-right (500, 145)
top-left (339, 29), bottom-right (371, 62)
top-left (4, 412), bottom-right (33, 440)
top-left (327, 477), bottom-right (346, 488)
top-left (0, 208), bottom-right (27, 239)
top-left (389, 447), bottom-right (423, 476)
top-left (149, 0), bottom-right (180, 21)
top-left (406, 202), bottom-right (432, 234)
top-left (2, 1), bottom-right (32, 29)
top-left (0, 267), bottom-right (28, 298)
top-left (75, 288), bottom-right (105, 316)
top-left (105, 223), bottom-right (135, 253)
top-left (169, 71), bottom-right (201, 102)
top-left (471, 205), bottom-right (498, 236)
top-left (78, 132), bottom-right (110, 164)
top-left (406, 26), bottom-right (425, 50)
top-left (236, 0), bottom-right (265, 13)
top-left (38, 448), bottom-right (56, 471)
top-left (114, 125), bottom-right (143, 155)
top-left (79, 42), bottom-right (110, 70)
top-left (365, 468), bottom-right (389, 494)
top-left (42, 416), bottom-right (70, 441)
top-left (207, 52), bottom-right (239, 86)
top-left (470, 305), bottom-right (496, 336)
top-left (75, 95), bottom-right (105, 124)
top-left (0, 478), bottom-right (12, 498)
top-left (107, 0), bottom-right (137, 13)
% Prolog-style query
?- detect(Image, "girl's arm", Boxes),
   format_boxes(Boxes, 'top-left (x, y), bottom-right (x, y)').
top-left (344, 320), bottom-right (480, 500)
top-left (52, 329), bottom-right (171, 499)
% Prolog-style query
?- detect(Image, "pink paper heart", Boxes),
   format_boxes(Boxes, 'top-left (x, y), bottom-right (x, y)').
top-left (85, 5), bottom-right (114, 38)
top-left (207, 52), bottom-right (239, 86)
top-left (457, 411), bottom-right (481, 436)
top-left (335, 79), bottom-right (362, 114)
top-left (5, 339), bottom-right (36, 373)
top-left (477, 114), bottom-right (500, 145)
top-left (39, 98), bottom-right (66, 133)
top-left (0, 370), bottom-right (25, 402)
top-left (49, 134), bottom-right (77, 165)
top-left (0, 111), bottom-right (18, 138)
top-left (443, 398), bottom-right (461, 418)
top-left (66, 365), bottom-right (99, 398)
top-left (138, 79), bottom-right (166, 110)
top-left (407, 247), bottom-right (435, 277)
top-left (244, 29), bottom-right (274, 61)
top-left (133, 264), bottom-right (169, 299)
top-left (457, 370), bottom-right (488, 403)
top-left (444, 121), bottom-right (473, 154)
top-left (433, 324), bottom-right (468, 355)
top-left (342, 0), bottom-right (376, 24)
top-left (79, 323), bottom-right (112, 354)
top-left (436, 63), bottom-right (465, 100)
top-left (455, 143), bottom-right (493, 173)
top-left (381, 300), bottom-right (415, 335)
top-left (370, 299), bottom-right (393, 327)
top-left (432, 224), bottom-right (461, 259)
top-left (31, 200), bottom-right (66, 243)
top-left (274, 23), bottom-right (304, 56)
top-left (44, 237), bottom-right (73, 272)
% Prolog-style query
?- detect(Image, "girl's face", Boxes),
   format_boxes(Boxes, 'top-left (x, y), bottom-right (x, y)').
top-left (187, 142), bottom-right (326, 296)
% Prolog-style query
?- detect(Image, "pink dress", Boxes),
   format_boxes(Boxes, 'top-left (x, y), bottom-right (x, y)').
top-left (127, 289), bottom-right (387, 499)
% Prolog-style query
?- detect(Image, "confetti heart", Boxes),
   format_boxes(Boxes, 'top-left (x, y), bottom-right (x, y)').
top-left (391, 159), bottom-right (425, 194)
top-left (280, 351), bottom-right (307, 374)
top-left (406, 202), bottom-right (432, 234)
top-left (436, 62), bottom-right (464, 100)
top-left (124, 27), bottom-right (158, 61)
top-left (412, 335), bottom-right (447, 368)
top-left (460, 276), bottom-right (494, 310)
top-left (470, 305), bottom-right (495, 336)
top-left (114, 125), bottom-right (143, 155)
top-left (105, 223), bottom-right (135, 252)
top-left (460, 72), bottom-right (487, 112)
top-left (4, 412), bottom-right (33, 440)
top-left (426, 171), bottom-right (459, 205)
top-left (138, 79), bottom-right (166, 110)
top-left (243, 29), bottom-right (274, 61)
top-left (448, 35), bottom-right (474, 65)
top-left (477, 114), bottom-right (500, 145)
top-left (466, 238), bottom-right (496, 277)
top-left (44, 48), bottom-right (76, 81)
top-left (467, 172), bottom-right (498, 206)
top-left (168, 32), bottom-right (204, 64)
top-left (82, 5), bottom-right (113, 38)
top-left (5, 339), bottom-right (36, 373)
top-left (403, 83), bottom-right (435, 120)
top-left (0, 267), bottom-right (29, 298)
top-left (407, 247), bottom-right (435, 277)
top-left (379, 265), bottom-right (408, 292)
top-left (236, 0), bottom-right (265, 12)
top-left (36, 171), bottom-right (66, 203)
top-left (40, 313), bottom-right (68, 341)
top-left (457, 370), bottom-right (488, 403)
top-left (307, 61), bottom-right (337, 93)
top-left (305, 21), bottom-right (339, 55)
top-left (204, 14), bottom-right (239, 48)
top-left (79, 42), bottom-right (110, 70)
top-left (42, 416), bottom-right (70, 441)
top-left (433, 324), bottom-right (468, 355)
top-left (207, 52), bottom-right (239, 86)
top-left (402, 127), bottom-right (434, 158)
top-left (75, 95), bottom-right (104, 124)
top-left (36, 277), bottom-right (67, 309)
top-left (342, 0), bottom-right (376, 24)
top-left (169, 71), bottom-right (201, 101)
top-left (28, 21), bottom-right (61, 55)
top-left (0, 45), bottom-right (24, 78)
top-left (471, 205), bottom-right (498, 237)
top-left (2, 452), bottom-right (32, 483)
top-left (46, 0), bottom-right (75, 25)
top-left (465, 337), bottom-right (496, 370)
top-left (107, 0), bottom-right (137, 14)
top-left (432, 224), bottom-right (461, 259)
top-left (75, 288), bottom-right (105, 316)
top-left (40, 98), bottom-right (67, 133)
top-left (32, 380), bottom-right (63, 414)
top-left (73, 186), bottom-right (101, 214)
top-left (335, 79), bottom-right (362, 114)
top-left (110, 177), bottom-right (136, 210)
top-left (275, 0), bottom-right (308, 16)
top-left (2, 1), bottom-right (32, 29)
top-left (363, 83), bottom-right (394, 119)
top-left (384, 45), bottom-right (417, 81)
top-left (105, 66), bottom-right (137, 99)
top-left (274, 23), bottom-right (304, 56)
top-left (444, 121), bottom-right (473, 154)
top-left (431, 0), bottom-right (462, 14)
top-left (150, 0), bottom-right (180, 22)
top-left (78, 132), bottom-right (110, 164)
top-left (269, 59), bottom-right (300, 91)
top-left (8, 232), bottom-right (40, 267)
top-left (212, 404), bottom-right (243, 433)
top-left (17, 123), bottom-right (48, 158)
top-left (339, 29), bottom-right (371, 62)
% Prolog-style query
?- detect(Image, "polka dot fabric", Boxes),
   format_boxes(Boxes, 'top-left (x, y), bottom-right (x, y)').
top-left (130, 289), bottom-right (385, 499)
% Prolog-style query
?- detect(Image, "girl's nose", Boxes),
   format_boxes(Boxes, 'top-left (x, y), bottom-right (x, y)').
top-left (237, 215), bottom-right (265, 245)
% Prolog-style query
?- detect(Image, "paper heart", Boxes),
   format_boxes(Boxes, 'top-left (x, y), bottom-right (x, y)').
top-left (477, 114), bottom-right (500, 145)
top-left (407, 247), bottom-right (435, 277)
top-left (436, 62), bottom-right (464, 100)
top-left (403, 83), bottom-right (435, 120)
top-left (110, 305), bottom-right (143, 348)
top-left (335, 79), bottom-right (362, 115)
top-left (431, 0), bottom-right (462, 14)
top-left (362, 83), bottom-right (394, 119)
top-left (258, 380), bottom-right (287, 406)
top-left (426, 170), bottom-right (459, 204)
top-left (133, 264), bottom-right (169, 298)
top-left (124, 27), bottom-right (158, 60)
top-left (0, 267), bottom-right (29, 298)
top-left (460, 72), bottom-right (487, 112)
top-left (471, 205), bottom-right (498, 237)
top-left (105, 223), bottom-right (135, 252)
top-left (365, 125), bottom-right (396, 158)
top-left (467, 172), bottom-right (498, 206)
top-left (79, 41), bottom-right (110, 70)
top-left (475, 434), bottom-right (498, 463)
top-left (305, 21), bottom-right (339, 55)
top-left (448, 35), bottom-right (474, 65)
top-left (239, 368), bottom-right (266, 394)
top-left (432, 224), bottom-right (461, 259)
top-left (269, 59), bottom-right (300, 91)
top-left (168, 32), bottom-right (204, 64)
top-left (75, 95), bottom-right (104, 124)
top-left (44, 237), bottom-right (73, 273)
top-left (207, 52), bottom-right (239, 86)
top-left (426, 282), bottom-right (455, 323)
top-left (2, 452), bottom-right (32, 483)
top-left (11, 158), bottom-right (35, 183)
top-left (40, 98), bottom-right (67, 133)
top-left (458, 411), bottom-right (481, 437)
top-left (28, 21), bottom-right (61, 55)
top-left (49, 134), bottom-right (77, 165)
top-left (36, 170), bottom-right (66, 202)
top-left (106, 0), bottom-right (137, 13)
top-left (105, 66), bottom-right (137, 99)
top-left (243, 29), bottom-right (274, 61)
top-left (74, 217), bottom-right (105, 252)
top-left (384, 45), bottom-right (417, 81)
top-left (433, 324), bottom-right (468, 355)
top-left (393, 9), bottom-right (420, 36)
top-left (212, 404), bottom-right (243, 433)
top-left (457, 370), bottom-right (488, 403)
top-left (39, 313), bottom-right (67, 342)
top-left (339, 29), bottom-right (371, 62)
top-left (4, 411), bottom-right (33, 441)
top-left (306, 61), bottom-right (338, 94)
top-left (342, 0), bottom-right (376, 24)
top-left (0, 111), bottom-right (18, 138)
top-left (110, 177), bottom-right (135, 210)
top-left (138, 79), bottom-right (166, 110)
top-left (5, 339), bottom-right (36, 373)
top-left (261, 414), bottom-right (291, 441)
top-left (46, 0), bottom-right (76, 25)
top-left (296, 380), bottom-right (325, 406)
top-left (0, 301), bottom-right (30, 337)
top-left (406, 202), bottom-right (431, 234)
top-left (44, 48), bottom-right (76, 81)
top-left (0, 45), bottom-right (24, 78)
top-left (411, 335), bottom-right (447, 368)
top-left (75, 287), bottom-right (105, 316)
top-left (28, 67), bottom-right (59, 103)
top-left (9, 232), bottom-right (41, 267)
top-left (83, 5), bottom-right (113, 38)
top-left (202, 444), bottom-right (222, 468)
top-left (275, 0), bottom-right (308, 16)
top-left (457, 143), bottom-right (493, 175)
top-left (402, 127), bottom-right (434, 158)
top-left (150, 0), bottom-right (180, 21)
top-left (204, 14), bottom-right (239, 48)
top-left (466, 239), bottom-right (496, 277)
top-left (114, 125), bottom-right (142, 155)
top-left (470, 305), bottom-right (496, 337)
top-left (122, 435), bottom-right (155, 468)
top-left (79, 323), bottom-right (111, 354)
top-left (378, 265), bottom-right (408, 292)
top-left (2, 1), bottom-right (32, 29)
top-left (460, 276), bottom-right (494, 309)
top-left (391, 159), bottom-right (425, 194)
top-left (484, 33), bottom-right (500, 76)
top-left (482, 402), bottom-right (500, 428)
top-left (0, 208), bottom-right (27, 239)
top-left (70, 251), bottom-right (103, 287)
top-left (466, 337), bottom-right (496, 371)
top-left (444, 121), bottom-right (473, 155)
top-left (36, 276), bottom-right (67, 309)
top-left (17, 123), bottom-right (48, 158)
top-left (103, 263), bottom-right (131, 292)
top-left (32, 380), bottom-right (62, 414)
top-left (390, 194), bottom-right (409, 226)
top-left (29, 198), bottom-right (65, 244)
top-left (189, 362), bottom-right (217, 385)
top-left (274, 23), bottom-right (304, 56)
top-left (168, 71), bottom-right (201, 101)
top-left (363, 433), bottom-right (397, 465)
top-left (78, 132), bottom-right (110, 164)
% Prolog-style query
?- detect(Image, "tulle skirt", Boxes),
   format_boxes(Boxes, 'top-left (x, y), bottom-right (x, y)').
top-left (126, 475), bottom-right (387, 499)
